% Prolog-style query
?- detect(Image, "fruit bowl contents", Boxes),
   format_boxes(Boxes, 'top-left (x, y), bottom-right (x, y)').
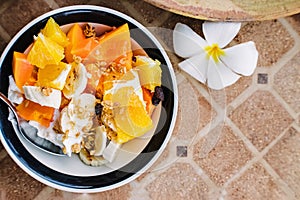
top-left (8, 17), bottom-right (164, 166)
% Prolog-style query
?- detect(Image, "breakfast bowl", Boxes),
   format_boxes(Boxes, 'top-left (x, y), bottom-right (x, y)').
top-left (0, 5), bottom-right (178, 193)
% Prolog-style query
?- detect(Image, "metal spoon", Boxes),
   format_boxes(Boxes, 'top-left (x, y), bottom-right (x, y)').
top-left (0, 92), bottom-right (64, 156)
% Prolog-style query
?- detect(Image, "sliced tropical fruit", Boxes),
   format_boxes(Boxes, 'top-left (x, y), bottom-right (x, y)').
top-left (94, 23), bottom-right (133, 98)
top-left (112, 86), bottom-right (153, 138)
top-left (12, 51), bottom-right (36, 91)
top-left (27, 33), bottom-right (65, 69)
top-left (133, 55), bottom-right (162, 92)
top-left (115, 126), bottom-right (134, 144)
top-left (65, 23), bottom-right (85, 63)
top-left (41, 17), bottom-right (69, 47)
top-left (16, 99), bottom-right (55, 127)
top-left (71, 37), bottom-right (99, 60)
top-left (90, 23), bottom-right (132, 70)
top-left (65, 23), bottom-right (99, 63)
top-left (37, 62), bottom-right (71, 90)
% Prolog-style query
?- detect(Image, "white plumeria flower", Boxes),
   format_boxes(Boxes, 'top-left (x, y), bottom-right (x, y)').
top-left (173, 22), bottom-right (258, 90)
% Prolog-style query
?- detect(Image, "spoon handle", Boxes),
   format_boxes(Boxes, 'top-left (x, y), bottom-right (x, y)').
top-left (0, 92), bottom-right (19, 122)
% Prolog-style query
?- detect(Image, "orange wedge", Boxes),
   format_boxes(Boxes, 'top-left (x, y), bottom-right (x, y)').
top-left (27, 33), bottom-right (65, 69)
top-left (113, 87), bottom-right (153, 138)
top-left (41, 17), bottom-right (69, 47)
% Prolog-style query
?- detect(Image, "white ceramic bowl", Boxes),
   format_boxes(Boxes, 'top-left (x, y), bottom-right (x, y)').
top-left (0, 5), bottom-right (178, 193)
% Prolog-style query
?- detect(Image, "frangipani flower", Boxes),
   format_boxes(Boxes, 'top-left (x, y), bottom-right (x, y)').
top-left (173, 22), bottom-right (258, 90)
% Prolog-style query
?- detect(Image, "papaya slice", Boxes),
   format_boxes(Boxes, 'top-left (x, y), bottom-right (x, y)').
top-left (16, 99), bottom-right (55, 127)
top-left (91, 23), bottom-right (132, 70)
top-left (65, 23), bottom-right (99, 63)
top-left (12, 51), bottom-right (36, 91)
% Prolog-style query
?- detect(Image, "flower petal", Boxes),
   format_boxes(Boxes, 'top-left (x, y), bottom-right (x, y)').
top-left (173, 23), bottom-right (208, 58)
top-left (203, 22), bottom-right (241, 48)
top-left (178, 53), bottom-right (208, 83)
top-left (207, 58), bottom-right (241, 90)
top-left (220, 41), bottom-right (258, 76)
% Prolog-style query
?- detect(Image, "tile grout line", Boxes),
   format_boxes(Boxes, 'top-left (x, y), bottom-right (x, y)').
top-left (265, 18), bottom-right (300, 77)
top-left (268, 87), bottom-right (298, 119)
top-left (188, 159), bottom-right (220, 191)
top-left (33, 186), bottom-right (55, 200)
top-left (224, 118), bottom-right (296, 198)
top-left (260, 159), bottom-right (297, 200)
top-left (0, 25), bottom-right (12, 42)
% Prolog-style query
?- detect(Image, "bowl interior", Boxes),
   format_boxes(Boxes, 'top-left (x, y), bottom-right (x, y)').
top-left (0, 6), bottom-right (177, 192)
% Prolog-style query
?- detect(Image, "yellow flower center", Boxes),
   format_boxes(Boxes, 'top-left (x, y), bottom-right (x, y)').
top-left (204, 43), bottom-right (225, 63)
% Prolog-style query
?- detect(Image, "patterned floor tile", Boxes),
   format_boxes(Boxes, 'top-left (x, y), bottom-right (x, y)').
top-left (264, 127), bottom-right (300, 199)
top-left (0, 156), bottom-right (45, 200)
top-left (229, 90), bottom-right (293, 151)
top-left (46, 184), bottom-right (131, 200)
top-left (274, 52), bottom-right (300, 113)
top-left (208, 76), bottom-right (253, 108)
top-left (146, 163), bottom-right (209, 199)
top-left (235, 20), bottom-right (294, 67)
top-left (225, 163), bottom-right (288, 200)
top-left (194, 125), bottom-right (252, 186)
top-left (173, 78), bottom-right (214, 142)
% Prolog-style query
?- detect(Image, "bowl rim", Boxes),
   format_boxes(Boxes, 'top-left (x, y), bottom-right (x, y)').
top-left (0, 5), bottom-right (178, 193)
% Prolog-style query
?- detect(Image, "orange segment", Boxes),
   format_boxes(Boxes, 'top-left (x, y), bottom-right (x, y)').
top-left (113, 87), bottom-right (153, 138)
top-left (133, 56), bottom-right (162, 92)
top-left (37, 62), bottom-right (71, 90)
top-left (27, 33), bottom-right (65, 69)
top-left (41, 17), bottom-right (69, 47)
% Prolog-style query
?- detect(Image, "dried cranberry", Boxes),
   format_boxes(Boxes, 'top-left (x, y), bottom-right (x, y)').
top-left (152, 86), bottom-right (164, 106)
top-left (95, 103), bottom-right (103, 116)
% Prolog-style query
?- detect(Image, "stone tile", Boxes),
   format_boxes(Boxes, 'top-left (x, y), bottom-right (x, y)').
top-left (257, 73), bottom-right (268, 84)
top-left (229, 90), bottom-right (293, 151)
top-left (194, 125), bottom-right (252, 186)
top-left (176, 145), bottom-right (187, 157)
top-left (208, 76), bottom-right (253, 107)
top-left (286, 13), bottom-right (300, 35)
top-left (146, 163), bottom-right (209, 199)
top-left (274, 52), bottom-right (300, 113)
top-left (0, 0), bottom-right (52, 37)
top-left (0, 156), bottom-right (45, 200)
top-left (226, 163), bottom-right (288, 200)
top-left (173, 78), bottom-right (214, 141)
top-left (264, 127), bottom-right (300, 199)
top-left (46, 184), bottom-right (131, 200)
top-left (235, 20), bottom-right (294, 67)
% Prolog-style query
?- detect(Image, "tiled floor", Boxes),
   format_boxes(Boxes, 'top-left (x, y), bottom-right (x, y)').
top-left (0, 0), bottom-right (299, 199)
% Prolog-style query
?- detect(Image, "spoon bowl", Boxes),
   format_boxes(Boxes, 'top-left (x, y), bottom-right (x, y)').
top-left (0, 92), bottom-right (65, 156)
